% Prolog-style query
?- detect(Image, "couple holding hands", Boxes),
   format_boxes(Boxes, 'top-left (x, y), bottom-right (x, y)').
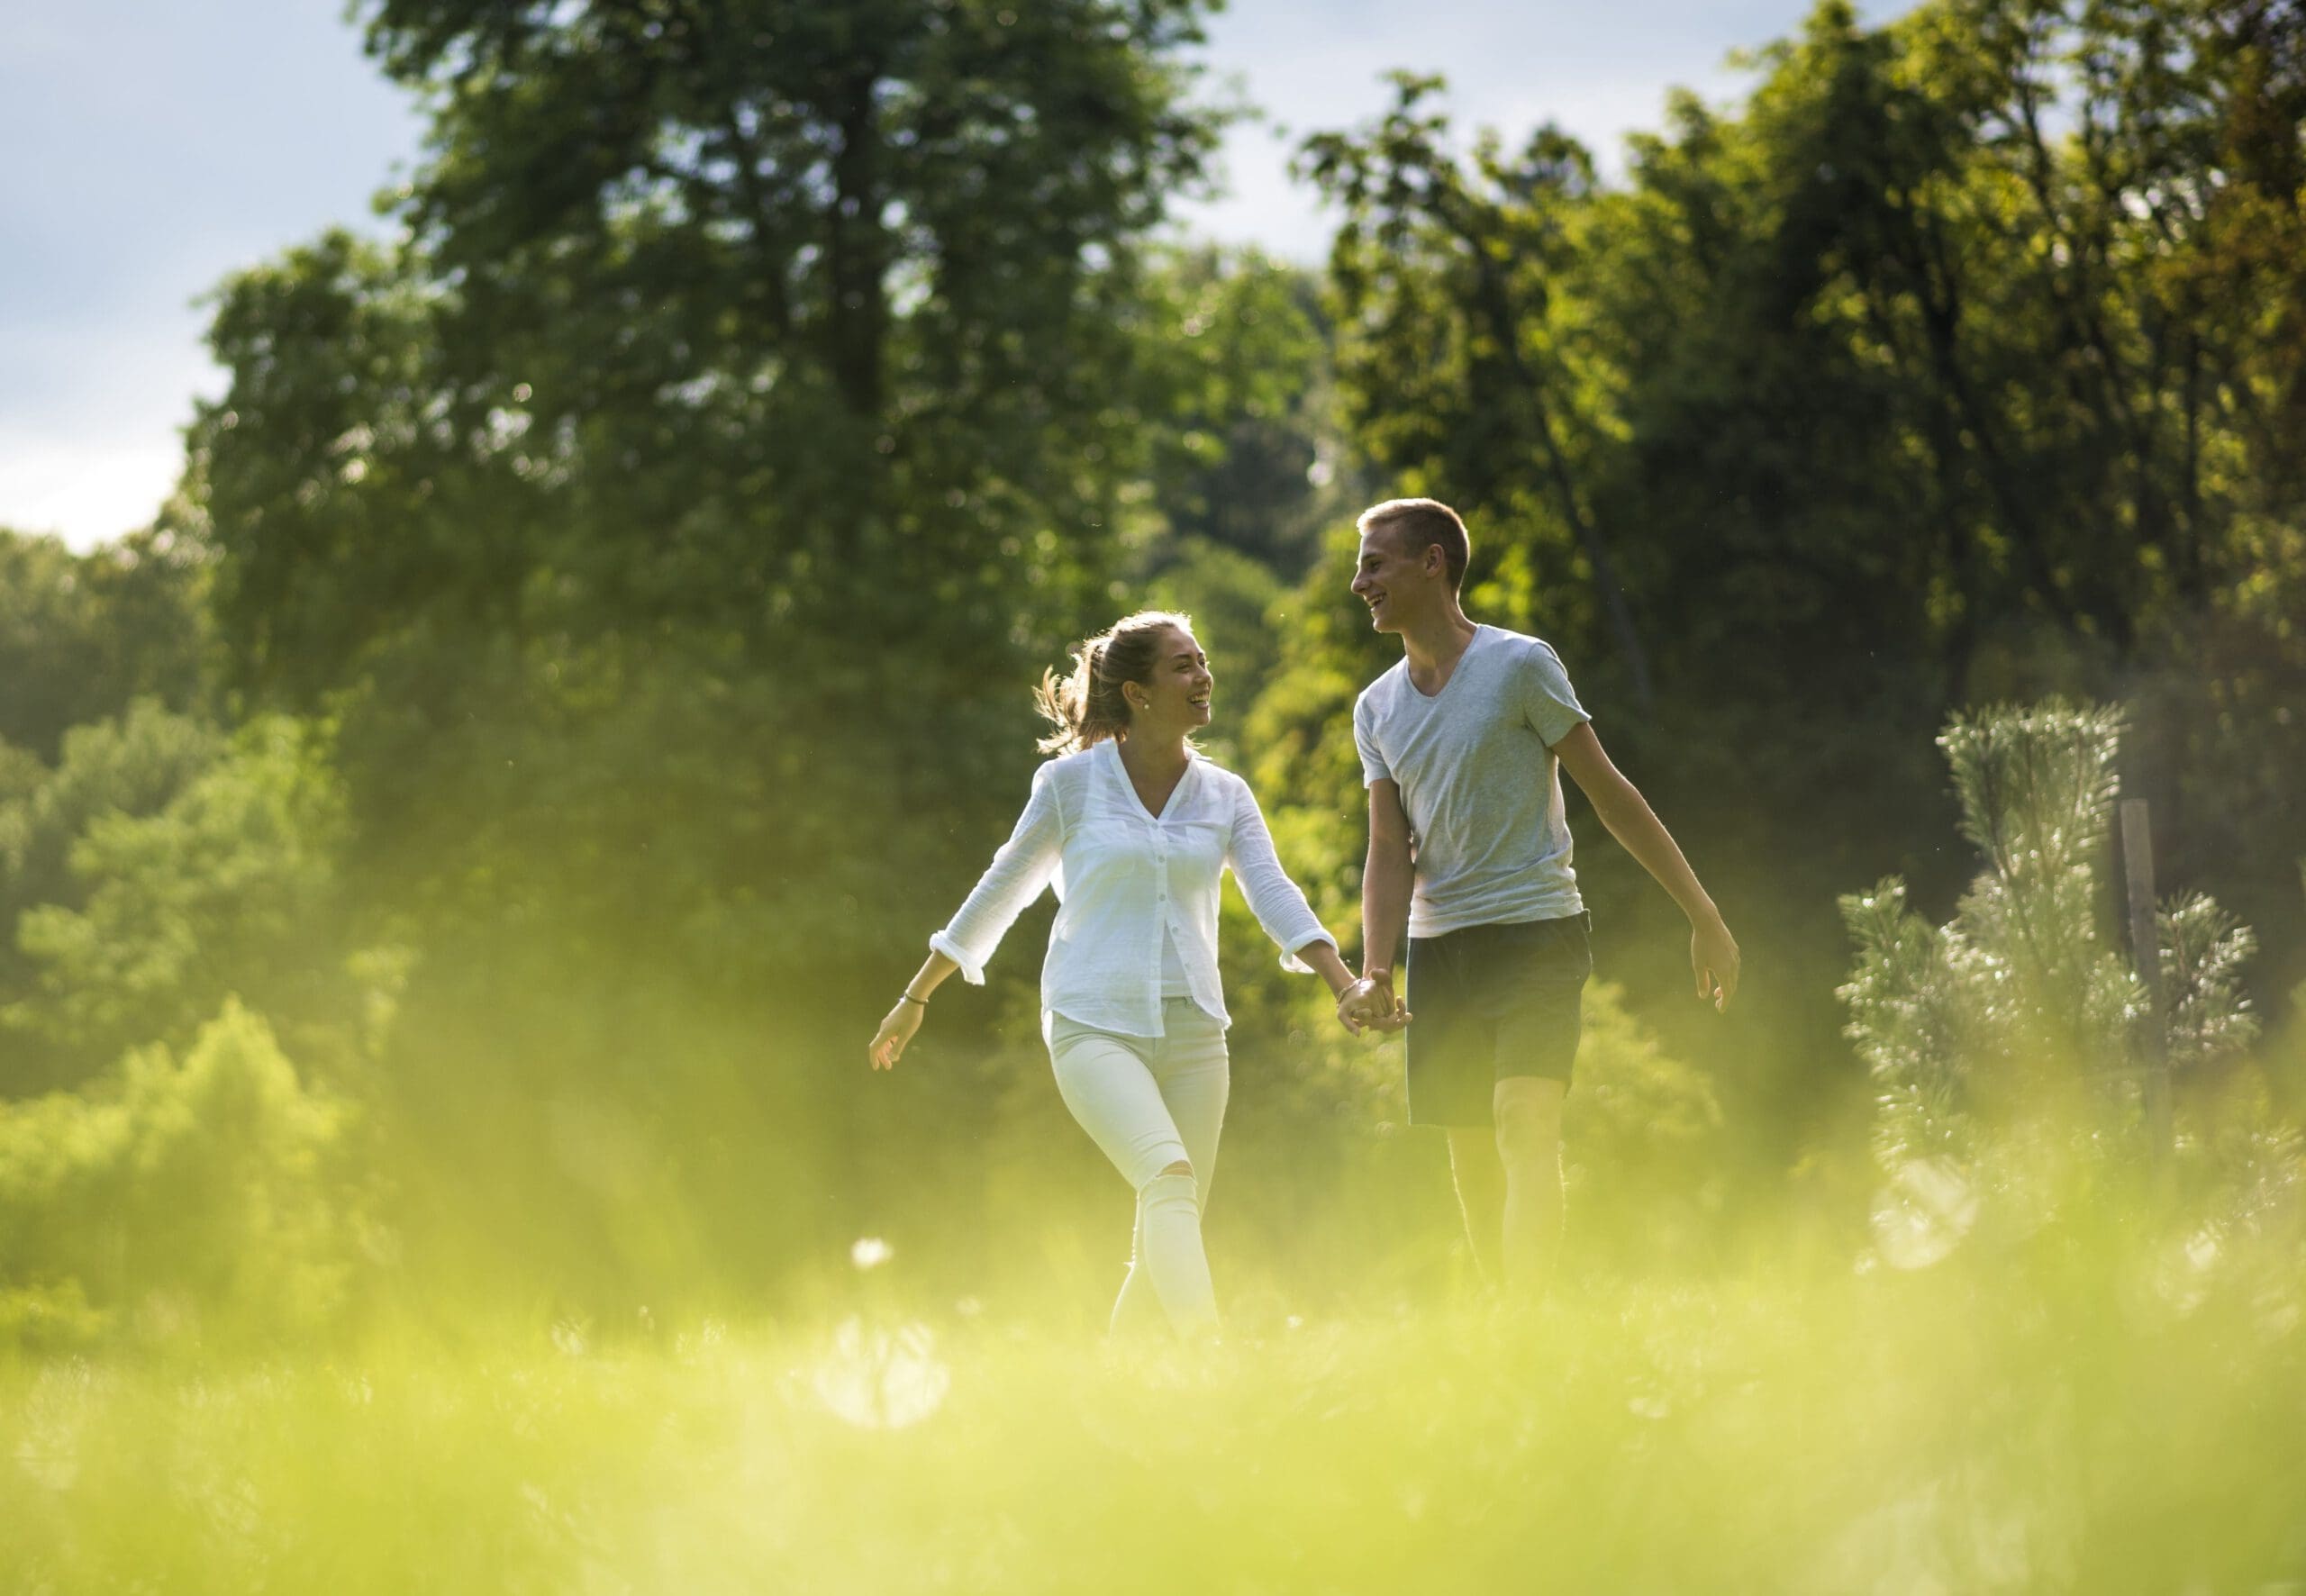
top-left (868, 499), bottom-right (1740, 1337)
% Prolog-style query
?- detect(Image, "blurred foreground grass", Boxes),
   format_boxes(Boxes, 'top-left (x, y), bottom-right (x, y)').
top-left (7, 1229), bottom-right (2303, 1595)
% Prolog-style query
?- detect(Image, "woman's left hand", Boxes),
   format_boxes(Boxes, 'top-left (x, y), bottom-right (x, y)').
top-left (869, 1000), bottom-right (925, 1070)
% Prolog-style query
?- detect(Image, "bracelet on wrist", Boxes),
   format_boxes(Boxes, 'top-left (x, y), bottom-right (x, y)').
top-left (899, 992), bottom-right (928, 1007)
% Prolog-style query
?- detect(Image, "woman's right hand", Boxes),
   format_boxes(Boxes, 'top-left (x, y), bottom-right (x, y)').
top-left (1338, 972), bottom-right (1411, 1036)
top-left (869, 1000), bottom-right (925, 1071)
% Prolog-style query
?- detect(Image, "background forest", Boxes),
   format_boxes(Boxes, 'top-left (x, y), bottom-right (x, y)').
top-left (4, 0), bottom-right (2305, 1587)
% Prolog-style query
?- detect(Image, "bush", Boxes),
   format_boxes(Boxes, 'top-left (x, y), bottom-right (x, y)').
top-left (1839, 701), bottom-right (2289, 1265)
top-left (0, 1000), bottom-right (359, 1348)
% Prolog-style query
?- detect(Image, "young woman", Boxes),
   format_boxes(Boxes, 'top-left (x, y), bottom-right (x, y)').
top-left (867, 611), bottom-right (1361, 1338)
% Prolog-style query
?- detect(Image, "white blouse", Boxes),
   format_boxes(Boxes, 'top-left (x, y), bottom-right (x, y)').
top-left (931, 739), bottom-right (1336, 1037)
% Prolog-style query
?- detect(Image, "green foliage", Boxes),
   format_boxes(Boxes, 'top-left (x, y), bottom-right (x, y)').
top-left (2160, 893), bottom-right (2261, 1072)
top-left (1128, 249), bottom-right (1354, 571)
top-left (0, 701), bottom-right (220, 930)
top-left (0, 704), bottom-right (386, 1096)
top-left (0, 528), bottom-right (208, 763)
top-left (1841, 701), bottom-right (2280, 1260)
top-left (1297, 74), bottom-right (1650, 701)
top-left (1266, 0), bottom-right (2306, 1177)
top-left (0, 702), bottom-right (225, 1093)
top-left (0, 1001), bottom-right (357, 1348)
top-left (11, 717), bottom-right (388, 1081)
top-left (183, 0), bottom-right (1271, 1004)
top-left (197, 0), bottom-right (1235, 710)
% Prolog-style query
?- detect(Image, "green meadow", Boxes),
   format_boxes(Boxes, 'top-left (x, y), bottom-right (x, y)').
top-left (9, 1236), bottom-right (2305, 1593)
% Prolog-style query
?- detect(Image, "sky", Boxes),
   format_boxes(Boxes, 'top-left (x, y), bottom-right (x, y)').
top-left (0, 0), bottom-right (1876, 551)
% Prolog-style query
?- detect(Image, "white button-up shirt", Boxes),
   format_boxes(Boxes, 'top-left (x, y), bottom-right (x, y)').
top-left (931, 739), bottom-right (1335, 1036)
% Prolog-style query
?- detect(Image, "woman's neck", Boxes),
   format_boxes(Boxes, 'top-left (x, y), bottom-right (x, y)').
top-left (1115, 730), bottom-right (1190, 773)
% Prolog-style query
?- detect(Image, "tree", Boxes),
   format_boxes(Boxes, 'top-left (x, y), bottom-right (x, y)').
top-left (1129, 249), bottom-right (1351, 573)
top-left (0, 528), bottom-right (207, 764)
top-left (8, 717), bottom-right (388, 1087)
top-left (182, 0), bottom-right (1263, 1302)
top-left (0, 703), bottom-right (223, 1092)
top-left (1255, 0), bottom-right (2306, 1171)
top-left (0, 703), bottom-right (386, 1099)
top-left (192, 0), bottom-right (1239, 978)
top-left (1298, 77), bottom-right (1655, 708)
top-left (1840, 702), bottom-right (2273, 1264)
top-left (200, 0), bottom-right (1230, 700)
top-left (0, 1001), bottom-right (357, 1348)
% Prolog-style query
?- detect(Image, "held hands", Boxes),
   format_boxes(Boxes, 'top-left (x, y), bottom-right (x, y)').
top-left (1337, 972), bottom-right (1411, 1037)
top-left (868, 998), bottom-right (925, 1070)
top-left (1692, 914), bottom-right (1741, 1012)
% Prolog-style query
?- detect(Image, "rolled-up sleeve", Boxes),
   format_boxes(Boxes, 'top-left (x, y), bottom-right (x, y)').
top-left (930, 763), bottom-right (1063, 984)
top-left (1223, 776), bottom-right (1335, 975)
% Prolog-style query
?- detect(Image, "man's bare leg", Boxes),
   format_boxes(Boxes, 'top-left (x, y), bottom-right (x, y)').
top-left (1493, 1076), bottom-right (1567, 1300)
top-left (1445, 1126), bottom-right (1505, 1284)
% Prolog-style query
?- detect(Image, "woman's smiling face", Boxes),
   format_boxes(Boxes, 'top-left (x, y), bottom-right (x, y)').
top-left (1127, 625), bottom-right (1212, 732)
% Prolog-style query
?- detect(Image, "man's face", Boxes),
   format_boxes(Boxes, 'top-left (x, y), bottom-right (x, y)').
top-left (1349, 522), bottom-right (1431, 634)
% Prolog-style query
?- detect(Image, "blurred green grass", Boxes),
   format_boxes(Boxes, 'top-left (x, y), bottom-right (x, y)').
top-left (8, 1229), bottom-right (2302, 1595)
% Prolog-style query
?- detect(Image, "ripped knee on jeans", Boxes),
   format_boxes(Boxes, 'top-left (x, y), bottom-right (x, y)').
top-left (1139, 1161), bottom-right (1200, 1211)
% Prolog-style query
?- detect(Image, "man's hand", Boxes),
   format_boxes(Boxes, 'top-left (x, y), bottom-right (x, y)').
top-left (1692, 916), bottom-right (1740, 1012)
top-left (1338, 972), bottom-right (1411, 1036)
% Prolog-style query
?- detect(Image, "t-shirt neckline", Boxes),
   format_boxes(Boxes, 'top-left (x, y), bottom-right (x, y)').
top-left (1403, 623), bottom-right (1490, 703)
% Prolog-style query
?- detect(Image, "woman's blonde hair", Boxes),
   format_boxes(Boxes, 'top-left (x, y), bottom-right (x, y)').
top-left (1033, 610), bottom-right (1195, 754)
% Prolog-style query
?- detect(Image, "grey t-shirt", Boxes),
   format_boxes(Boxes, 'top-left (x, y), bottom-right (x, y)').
top-left (1353, 624), bottom-right (1590, 939)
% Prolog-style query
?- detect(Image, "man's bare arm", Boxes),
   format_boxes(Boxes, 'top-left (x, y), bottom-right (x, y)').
top-left (1339, 778), bottom-right (1415, 1032)
top-left (1551, 722), bottom-right (1740, 1011)
top-left (1361, 777), bottom-right (1414, 980)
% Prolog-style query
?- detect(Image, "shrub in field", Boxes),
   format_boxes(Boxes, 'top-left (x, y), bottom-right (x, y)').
top-left (2, 710), bottom-right (395, 1096)
top-left (0, 1000), bottom-right (357, 1348)
top-left (1838, 701), bottom-right (2283, 1265)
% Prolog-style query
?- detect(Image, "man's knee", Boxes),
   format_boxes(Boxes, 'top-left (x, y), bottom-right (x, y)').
top-left (1158, 1159), bottom-right (1194, 1181)
top-left (1493, 1081), bottom-right (1564, 1166)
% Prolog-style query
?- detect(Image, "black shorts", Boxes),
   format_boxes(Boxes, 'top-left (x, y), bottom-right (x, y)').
top-left (1403, 913), bottom-right (1592, 1128)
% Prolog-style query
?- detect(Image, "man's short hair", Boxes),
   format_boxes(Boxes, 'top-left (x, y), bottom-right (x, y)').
top-left (1357, 498), bottom-right (1470, 590)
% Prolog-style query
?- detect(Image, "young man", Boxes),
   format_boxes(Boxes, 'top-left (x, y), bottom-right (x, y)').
top-left (1333, 498), bottom-right (1739, 1297)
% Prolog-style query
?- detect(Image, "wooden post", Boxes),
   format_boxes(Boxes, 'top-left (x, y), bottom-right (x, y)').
top-left (2120, 798), bottom-right (2173, 1161)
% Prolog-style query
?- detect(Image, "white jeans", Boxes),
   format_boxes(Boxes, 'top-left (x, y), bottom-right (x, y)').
top-left (1047, 997), bottom-right (1230, 1336)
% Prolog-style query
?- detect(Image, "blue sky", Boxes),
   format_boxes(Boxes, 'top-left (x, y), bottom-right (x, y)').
top-left (1, 0), bottom-right (1879, 549)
